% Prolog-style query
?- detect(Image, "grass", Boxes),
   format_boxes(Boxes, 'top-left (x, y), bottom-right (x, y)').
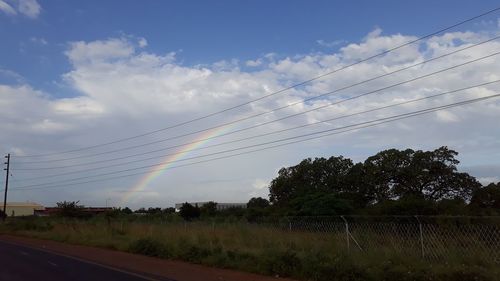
top-left (1, 216), bottom-right (499, 281)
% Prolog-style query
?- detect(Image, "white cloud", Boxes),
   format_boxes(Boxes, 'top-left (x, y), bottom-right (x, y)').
top-left (30, 37), bottom-right (47, 45)
top-left (0, 68), bottom-right (25, 83)
top-left (138, 37), bottom-right (148, 48)
top-left (477, 177), bottom-right (500, 185)
top-left (65, 38), bottom-right (135, 66)
top-left (0, 0), bottom-right (16, 15)
top-left (252, 179), bottom-right (269, 190)
top-left (435, 110), bottom-right (459, 123)
top-left (317, 39), bottom-right (346, 48)
top-left (2, 27), bottom-right (500, 208)
top-left (0, 0), bottom-right (40, 18)
top-left (17, 0), bottom-right (40, 18)
top-left (246, 58), bottom-right (262, 67)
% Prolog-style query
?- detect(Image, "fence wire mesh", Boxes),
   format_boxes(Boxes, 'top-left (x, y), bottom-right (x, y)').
top-left (270, 216), bottom-right (500, 263)
top-left (116, 215), bottom-right (500, 264)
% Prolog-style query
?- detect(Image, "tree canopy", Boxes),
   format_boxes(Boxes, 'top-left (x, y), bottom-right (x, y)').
top-left (268, 147), bottom-right (486, 216)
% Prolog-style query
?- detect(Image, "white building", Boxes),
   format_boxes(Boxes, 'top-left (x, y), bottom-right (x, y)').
top-left (175, 202), bottom-right (247, 211)
top-left (0, 202), bottom-right (45, 217)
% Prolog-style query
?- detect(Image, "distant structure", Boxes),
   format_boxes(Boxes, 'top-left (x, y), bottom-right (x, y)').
top-left (37, 207), bottom-right (113, 216)
top-left (0, 202), bottom-right (44, 217)
top-left (175, 202), bottom-right (247, 211)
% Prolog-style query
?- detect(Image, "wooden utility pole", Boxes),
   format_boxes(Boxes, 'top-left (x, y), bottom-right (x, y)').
top-left (3, 154), bottom-right (10, 221)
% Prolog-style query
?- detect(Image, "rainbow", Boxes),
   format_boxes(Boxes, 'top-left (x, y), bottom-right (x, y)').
top-left (119, 125), bottom-right (233, 206)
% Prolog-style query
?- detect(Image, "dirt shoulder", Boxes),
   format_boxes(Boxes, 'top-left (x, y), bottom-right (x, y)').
top-left (0, 234), bottom-right (296, 281)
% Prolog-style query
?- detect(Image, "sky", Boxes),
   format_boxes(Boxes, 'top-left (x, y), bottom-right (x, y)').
top-left (1, 0), bottom-right (500, 209)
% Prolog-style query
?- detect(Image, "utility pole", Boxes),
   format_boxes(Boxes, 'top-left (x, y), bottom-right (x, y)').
top-left (3, 154), bottom-right (10, 221)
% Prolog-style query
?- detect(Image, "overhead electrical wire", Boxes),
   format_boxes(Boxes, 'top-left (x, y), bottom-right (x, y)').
top-left (14, 6), bottom-right (500, 158)
top-left (11, 79), bottom-right (500, 180)
top-left (6, 92), bottom-right (500, 192)
top-left (12, 40), bottom-right (500, 165)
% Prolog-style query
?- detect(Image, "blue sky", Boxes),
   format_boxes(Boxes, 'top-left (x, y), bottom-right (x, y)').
top-left (2, 0), bottom-right (499, 95)
top-left (1, 1), bottom-right (500, 207)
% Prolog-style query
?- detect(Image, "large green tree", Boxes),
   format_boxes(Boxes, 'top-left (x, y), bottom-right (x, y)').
top-left (363, 146), bottom-right (480, 201)
top-left (267, 146), bottom-right (482, 215)
top-left (269, 156), bottom-right (353, 205)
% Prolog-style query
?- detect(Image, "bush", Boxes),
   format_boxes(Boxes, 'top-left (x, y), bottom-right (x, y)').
top-left (262, 249), bottom-right (302, 277)
top-left (6, 218), bottom-right (53, 232)
top-left (179, 203), bottom-right (201, 221)
top-left (128, 238), bottom-right (169, 258)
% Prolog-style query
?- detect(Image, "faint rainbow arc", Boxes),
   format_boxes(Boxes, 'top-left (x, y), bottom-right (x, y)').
top-left (119, 125), bottom-right (233, 205)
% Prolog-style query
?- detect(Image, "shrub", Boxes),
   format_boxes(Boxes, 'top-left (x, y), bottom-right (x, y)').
top-left (262, 249), bottom-right (302, 277)
top-left (179, 203), bottom-right (201, 221)
top-left (6, 218), bottom-right (53, 232)
top-left (128, 238), bottom-right (169, 258)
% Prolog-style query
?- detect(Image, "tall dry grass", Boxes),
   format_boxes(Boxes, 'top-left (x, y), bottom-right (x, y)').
top-left (1, 217), bottom-right (498, 281)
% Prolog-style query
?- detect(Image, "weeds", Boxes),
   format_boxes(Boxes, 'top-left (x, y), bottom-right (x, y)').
top-left (1, 217), bottom-right (498, 281)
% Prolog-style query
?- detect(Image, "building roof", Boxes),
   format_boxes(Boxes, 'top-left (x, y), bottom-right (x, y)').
top-left (0, 202), bottom-right (44, 208)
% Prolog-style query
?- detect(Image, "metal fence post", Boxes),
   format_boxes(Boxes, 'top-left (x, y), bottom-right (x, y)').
top-left (415, 215), bottom-right (424, 259)
top-left (341, 216), bottom-right (350, 253)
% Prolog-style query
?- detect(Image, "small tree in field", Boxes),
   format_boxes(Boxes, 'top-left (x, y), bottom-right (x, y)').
top-left (179, 202), bottom-right (200, 221)
top-left (56, 201), bottom-right (89, 218)
top-left (200, 201), bottom-right (218, 217)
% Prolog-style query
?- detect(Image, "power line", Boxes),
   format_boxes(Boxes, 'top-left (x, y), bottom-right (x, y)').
top-left (15, 6), bottom-right (500, 158)
top-left (8, 94), bottom-right (499, 192)
top-left (11, 79), bottom-right (500, 179)
top-left (12, 42), bottom-right (500, 165)
top-left (9, 93), bottom-right (500, 191)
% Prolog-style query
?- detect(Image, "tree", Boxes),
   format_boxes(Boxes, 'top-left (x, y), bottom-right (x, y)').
top-left (179, 202), bottom-right (200, 221)
top-left (56, 201), bottom-right (89, 218)
top-left (200, 201), bottom-right (218, 217)
top-left (147, 207), bottom-right (162, 214)
top-left (288, 192), bottom-right (353, 216)
top-left (363, 147), bottom-right (481, 202)
top-left (162, 207), bottom-right (176, 214)
top-left (247, 197), bottom-right (269, 209)
top-left (469, 183), bottom-right (500, 215)
top-left (266, 146), bottom-right (481, 215)
top-left (269, 156), bottom-right (353, 205)
top-left (121, 207), bottom-right (133, 215)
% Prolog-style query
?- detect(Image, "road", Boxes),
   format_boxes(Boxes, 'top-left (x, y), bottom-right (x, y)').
top-left (0, 240), bottom-right (170, 281)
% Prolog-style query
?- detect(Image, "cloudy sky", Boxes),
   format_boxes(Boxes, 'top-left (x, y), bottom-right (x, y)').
top-left (1, 0), bottom-right (500, 209)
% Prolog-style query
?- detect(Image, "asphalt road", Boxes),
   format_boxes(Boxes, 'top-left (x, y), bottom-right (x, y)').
top-left (0, 240), bottom-right (171, 281)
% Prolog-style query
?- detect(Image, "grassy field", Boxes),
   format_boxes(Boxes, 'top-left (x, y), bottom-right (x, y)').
top-left (1, 216), bottom-right (498, 281)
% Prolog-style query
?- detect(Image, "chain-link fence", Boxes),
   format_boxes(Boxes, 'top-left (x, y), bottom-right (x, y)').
top-left (245, 216), bottom-right (500, 263)
top-left (96, 215), bottom-right (500, 264)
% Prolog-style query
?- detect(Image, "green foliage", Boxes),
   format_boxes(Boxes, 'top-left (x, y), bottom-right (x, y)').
top-left (179, 202), bottom-right (201, 221)
top-left (200, 201), bottom-right (218, 217)
top-left (269, 156), bottom-right (353, 205)
top-left (268, 147), bottom-right (485, 216)
top-left (367, 196), bottom-right (437, 216)
top-left (2, 218), bottom-right (500, 281)
top-left (247, 197), bottom-right (269, 208)
top-left (289, 192), bottom-right (353, 216)
top-left (5, 217), bottom-right (53, 232)
top-left (163, 207), bottom-right (176, 214)
top-left (262, 249), bottom-right (302, 277)
top-left (469, 182), bottom-right (500, 215)
top-left (55, 201), bottom-right (91, 218)
top-left (362, 146), bottom-right (480, 201)
top-left (128, 238), bottom-right (170, 258)
top-left (121, 207), bottom-right (133, 214)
